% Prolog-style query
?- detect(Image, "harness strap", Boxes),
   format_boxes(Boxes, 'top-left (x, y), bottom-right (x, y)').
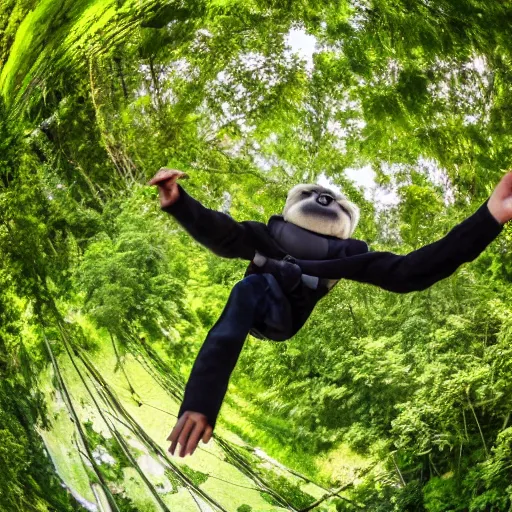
top-left (253, 252), bottom-right (319, 290)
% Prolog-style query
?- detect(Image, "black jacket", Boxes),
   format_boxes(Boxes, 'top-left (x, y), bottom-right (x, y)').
top-left (163, 185), bottom-right (503, 427)
top-left (164, 184), bottom-right (502, 299)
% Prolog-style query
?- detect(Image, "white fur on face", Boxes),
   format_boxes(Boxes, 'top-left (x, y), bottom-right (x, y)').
top-left (282, 184), bottom-right (360, 239)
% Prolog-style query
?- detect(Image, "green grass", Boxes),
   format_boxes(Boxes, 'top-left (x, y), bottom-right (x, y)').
top-left (38, 366), bottom-right (97, 505)
top-left (40, 311), bottom-right (322, 511)
top-left (222, 391), bottom-right (328, 484)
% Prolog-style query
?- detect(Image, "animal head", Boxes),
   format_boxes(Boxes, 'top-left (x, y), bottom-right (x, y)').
top-left (282, 184), bottom-right (360, 239)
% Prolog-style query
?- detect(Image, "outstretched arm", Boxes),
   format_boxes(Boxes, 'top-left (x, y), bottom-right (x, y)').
top-left (166, 274), bottom-right (270, 457)
top-left (149, 168), bottom-right (261, 260)
top-left (294, 173), bottom-right (512, 293)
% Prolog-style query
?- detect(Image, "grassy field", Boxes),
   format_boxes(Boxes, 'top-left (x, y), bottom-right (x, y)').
top-left (37, 312), bottom-right (362, 511)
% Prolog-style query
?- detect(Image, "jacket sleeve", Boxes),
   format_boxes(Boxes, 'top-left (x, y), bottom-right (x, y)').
top-left (176, 276), bottom-right (270, 429)
top-left (176, 333), bottom-right (244, 430)
top-left (162, 185), bottom-right (260, 260)
top-left (294, 201), bottom-right (503, 293)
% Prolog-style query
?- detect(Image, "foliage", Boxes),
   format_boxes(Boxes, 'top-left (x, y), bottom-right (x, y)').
top-left (1, 0), bottom-right (512, 509)
top-left (74, 187), bottom-right (187, 340)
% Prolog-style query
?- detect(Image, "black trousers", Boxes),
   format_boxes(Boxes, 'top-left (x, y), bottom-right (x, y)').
top-left (177, 273), bottom-right (292, 429)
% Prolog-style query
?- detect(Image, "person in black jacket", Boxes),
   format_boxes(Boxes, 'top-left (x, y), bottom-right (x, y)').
top-left (149, 168), bottom-right (511, 458)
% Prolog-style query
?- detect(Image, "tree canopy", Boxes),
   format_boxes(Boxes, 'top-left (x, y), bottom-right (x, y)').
top-left (1, 0), bottom-right (512, 510)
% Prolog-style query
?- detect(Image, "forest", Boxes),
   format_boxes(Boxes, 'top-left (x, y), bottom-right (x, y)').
top-left (1, 0), bottom-right (512, 510)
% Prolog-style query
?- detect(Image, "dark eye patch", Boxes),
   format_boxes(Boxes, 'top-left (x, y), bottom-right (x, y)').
top-left (301, 190), bottom-right (314, 197)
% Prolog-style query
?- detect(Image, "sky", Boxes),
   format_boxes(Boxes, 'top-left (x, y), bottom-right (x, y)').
top-left (285, 28), bottom-right (401, 206)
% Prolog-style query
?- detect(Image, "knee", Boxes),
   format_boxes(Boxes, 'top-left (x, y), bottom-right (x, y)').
top-left (232, 274), bottom-right (268, 296)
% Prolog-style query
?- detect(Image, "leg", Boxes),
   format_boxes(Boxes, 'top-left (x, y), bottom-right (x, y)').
top-left (177, 274), bottom-right (270, 429)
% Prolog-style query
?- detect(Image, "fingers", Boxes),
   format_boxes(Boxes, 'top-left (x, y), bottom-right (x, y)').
top-left (202, 425), bottom-right (213, 444)
top-left (167, 415), bottom-right (188, 456)
top-left (498, 172), bottom-right (512, 195)
top-left (148, 168), bottom-right (189, 186)
top-left (186, 424), bottom-right (206, 456)
top-left (177, 417), bottom-right (196, 457)
top-left (167, 413), bottom-right (214, 457)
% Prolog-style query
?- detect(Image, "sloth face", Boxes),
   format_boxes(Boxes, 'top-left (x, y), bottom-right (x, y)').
top-left (282, 184), bottom-right (360, 239)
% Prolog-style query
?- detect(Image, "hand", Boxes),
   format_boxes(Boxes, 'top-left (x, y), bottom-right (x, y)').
top-left (487, 172), bottom-right (512, 224)
top-left (167, 411), bottom-right (213, 457)
top-left (148, 168), bottom-right (189, 208)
